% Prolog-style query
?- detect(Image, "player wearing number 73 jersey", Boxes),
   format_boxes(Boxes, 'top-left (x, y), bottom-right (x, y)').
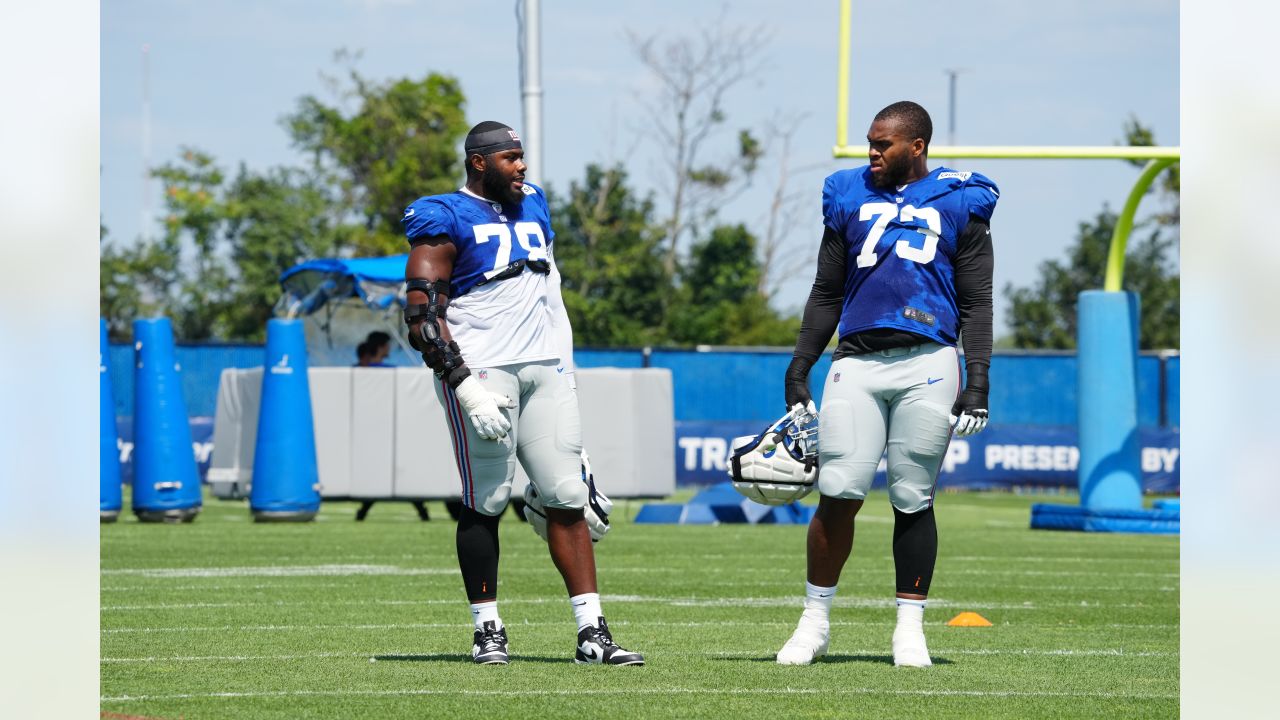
top-left (776, 101), bottom-right (997, 668)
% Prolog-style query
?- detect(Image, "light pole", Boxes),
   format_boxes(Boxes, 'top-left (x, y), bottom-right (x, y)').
top-left (944, 68), bottom-right (969, 148)
top-left (519, 0), bottom-right (543, 186)
top-left (142, 43), bottom-right (152, 241)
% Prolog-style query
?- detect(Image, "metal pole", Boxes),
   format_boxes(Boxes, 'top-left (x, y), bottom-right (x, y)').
top-left (520, 0), bottom-right (543, 186)
top-left (142, 43), bottom-right (152, 241)
top-left (947, 69), bottom-right (957, 147)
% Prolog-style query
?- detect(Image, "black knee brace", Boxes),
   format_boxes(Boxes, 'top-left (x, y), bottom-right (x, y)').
top-left (893, 506), bottom-right (938, 596)
top-left (456, 506), bottom-right (501, 602)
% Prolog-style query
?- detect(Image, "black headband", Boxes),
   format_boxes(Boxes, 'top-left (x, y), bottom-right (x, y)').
top-left (465, 126), bottom-right (522, 157)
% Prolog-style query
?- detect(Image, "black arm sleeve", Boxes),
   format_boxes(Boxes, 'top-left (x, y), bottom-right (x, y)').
top-left (792, 226), bottom-right (846, 366)
top-left (953, 218), bottom-right (994, 390)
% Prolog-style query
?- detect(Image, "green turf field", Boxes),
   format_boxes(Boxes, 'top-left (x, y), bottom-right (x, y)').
top-left (100, 490), bottom-right (1178, 718)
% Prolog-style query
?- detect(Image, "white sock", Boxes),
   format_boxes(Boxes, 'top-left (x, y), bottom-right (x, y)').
top-left (570, 592), bottom-right (602, 630)
top-left (895, 597), bottom-right (926, 631)
top-left (470, 600), bottom-right (502, 630)
top-left (803, 581), bottom-right (837, 618)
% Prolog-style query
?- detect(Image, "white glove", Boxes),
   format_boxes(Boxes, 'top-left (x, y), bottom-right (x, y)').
top-left (949, 409), bottom-right (989, 437)
top-left (791, 400), bottom-right (818, 419)
top-left (769, 401), bottom-right (818, 450)
top-left (950, 386), bottom-right (989, 437)
top-left (453, 375), bottom-right (516, 440)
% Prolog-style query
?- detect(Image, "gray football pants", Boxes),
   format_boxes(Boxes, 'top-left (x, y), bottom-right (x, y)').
top-left (817, 342), bottom-right (960, 512)
top-left (435, 360), bottom-right (587, 516)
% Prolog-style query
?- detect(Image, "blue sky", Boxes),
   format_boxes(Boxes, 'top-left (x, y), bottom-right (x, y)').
top-left (101, 0), bottom-right (1179, 334)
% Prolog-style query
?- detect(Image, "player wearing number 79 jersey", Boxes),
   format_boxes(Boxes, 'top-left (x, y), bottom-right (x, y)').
top-left (400, 121), bottom-right (642, 667)
top-left (403, 164), bottom-right (558, 370)
top-left (776, 101), bottom-right (997, 669)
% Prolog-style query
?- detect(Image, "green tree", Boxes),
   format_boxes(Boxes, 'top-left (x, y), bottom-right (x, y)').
top-left (100, 150), bottom-right (355, 341)
top-left (550, 164), bottom-right (670, 346)
top-left (1003, 209), bottom-right (1179, 349)
top-left (628, 21), bottom-right (769, 275)
top-left (219, 165), bottom-right (352, 340)
top-left (1003, 119), bottom-right (1179, 350)
top-left (285, 63), bottom-right (469, 256)
top-left (100, 230), bottom-right (179, 341)
top-left (149, 149), bottom-right (236, 340)
top-left (102, 61), bottom-right (468, 341)
top-left (669, 223), bottom-right (799, 346)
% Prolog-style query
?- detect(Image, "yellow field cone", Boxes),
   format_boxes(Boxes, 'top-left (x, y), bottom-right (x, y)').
top-left (947, 612), bottom-right (993, 627)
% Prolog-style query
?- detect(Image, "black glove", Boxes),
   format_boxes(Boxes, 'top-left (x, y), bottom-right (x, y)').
top-left (784, 356), bottom-right (815, 412)
top-left (950, 365), bottom-right (989, 437)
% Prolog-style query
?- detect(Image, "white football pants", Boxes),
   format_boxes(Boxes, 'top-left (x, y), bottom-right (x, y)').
top-left (435, 360), bottom-right (586, 516)
top-left (816, 342), bottom-right (960, 512)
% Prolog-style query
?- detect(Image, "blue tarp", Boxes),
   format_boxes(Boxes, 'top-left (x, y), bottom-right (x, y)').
top-left (277, 255), bottom-right (418, 366)
top-left (279, 255), bottom-right (409, 315)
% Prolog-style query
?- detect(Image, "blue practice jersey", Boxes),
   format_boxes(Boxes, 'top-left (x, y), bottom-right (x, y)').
top-left (402, 183), bottom-right (555, 299)
top-left (822, 166), bottom-right (999, 346)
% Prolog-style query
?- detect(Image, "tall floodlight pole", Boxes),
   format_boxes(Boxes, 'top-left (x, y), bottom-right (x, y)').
top-left (142, 43), bottom-right (153, 241)
top-left (520, 0), bottom-right (543, 185)
top-left (944, 68), bottom-right (967, 148)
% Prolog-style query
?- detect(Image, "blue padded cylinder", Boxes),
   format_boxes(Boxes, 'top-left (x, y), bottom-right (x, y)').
top-left (132, 318), bottom-right (202, 522)
top-left (1076, 291), bottom-right (1142, 511)
top-left (250, 318), bottom-right (320, 521)
top-left (100, 319), bottom-right (122, 522)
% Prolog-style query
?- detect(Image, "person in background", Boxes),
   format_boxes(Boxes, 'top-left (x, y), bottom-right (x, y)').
top-left (355, 331), bottom-right (393, 367)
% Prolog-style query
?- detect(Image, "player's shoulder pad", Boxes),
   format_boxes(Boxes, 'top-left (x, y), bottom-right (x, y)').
top-left (822, 167), bottom-right (868, 232)
top-left (402, 194), bottom-right (458, 241)
top-left (521, 181), bottom-right (552, 216)
top-left (959, 171), bottom-right (1000, 221)
top-left (824, 166), bottom-right (868, 193)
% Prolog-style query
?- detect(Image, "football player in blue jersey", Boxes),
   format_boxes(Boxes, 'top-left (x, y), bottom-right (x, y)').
top-left (775, 101), bottom-right (998, 667)
top-left (401, 121), bottom-right (643, 666)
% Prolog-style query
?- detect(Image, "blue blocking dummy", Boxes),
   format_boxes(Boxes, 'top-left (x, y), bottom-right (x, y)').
top-left (132, 318), bottom-right (202, 522)
top-left (100, 319), bottom-right (122, 522)
top-left (250, 318), bottom-right (321, 521)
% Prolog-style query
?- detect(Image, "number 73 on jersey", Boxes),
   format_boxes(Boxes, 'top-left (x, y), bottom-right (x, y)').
top-left (856, 203), bottom-right (941, 268)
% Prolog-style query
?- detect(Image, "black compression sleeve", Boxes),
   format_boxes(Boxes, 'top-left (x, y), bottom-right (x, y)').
top-left (457, 506), bottom-right (501, 602)
top-left (954, 218), bottom-right (994, 389)
top-left (792, 226), bottom-right (846, 365)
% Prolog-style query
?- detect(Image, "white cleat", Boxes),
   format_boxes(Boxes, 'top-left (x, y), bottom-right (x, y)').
top-left (776, 617), bottom-right (829, 665)
top-left (892, 626), bottom-right (932, 667)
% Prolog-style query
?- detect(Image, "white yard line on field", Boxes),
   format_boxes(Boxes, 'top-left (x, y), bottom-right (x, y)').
top-left (100, 565), bottom-right (457, 578)
top-left (100, 686), bottom-right (1178, 703)
top-left (99, 565), bottom-right (1178, 582)
top-left (101, 647), bottom-right (1176, 663)
top-left (101, 618), bottom-right (1178, 634)
top-left (101, 594), bottom-right (1177, 612)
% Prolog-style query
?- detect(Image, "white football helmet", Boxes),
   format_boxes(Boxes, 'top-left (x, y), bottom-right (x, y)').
top-left (728, 404), bottom-right (820, 506)
top-left (523, 451), bottom-right (613, 542)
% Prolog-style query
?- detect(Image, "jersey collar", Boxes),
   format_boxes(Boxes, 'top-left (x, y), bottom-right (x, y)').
top-left (458, 186), bottom-right (509, 215)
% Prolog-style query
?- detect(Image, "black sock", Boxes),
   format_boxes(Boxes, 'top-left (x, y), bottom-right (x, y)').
top-left (892, 506), bottom-right (938, 596)
top-left (456, 506), bottom-right (501, 602)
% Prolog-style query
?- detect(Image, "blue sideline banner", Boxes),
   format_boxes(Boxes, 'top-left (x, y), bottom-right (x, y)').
top-left (111, 416), bottom-right (1180, 494)
top-left (114, 417), bottom-right (215, 484)
top-left (675, 421), bottom-right (1180, 493)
